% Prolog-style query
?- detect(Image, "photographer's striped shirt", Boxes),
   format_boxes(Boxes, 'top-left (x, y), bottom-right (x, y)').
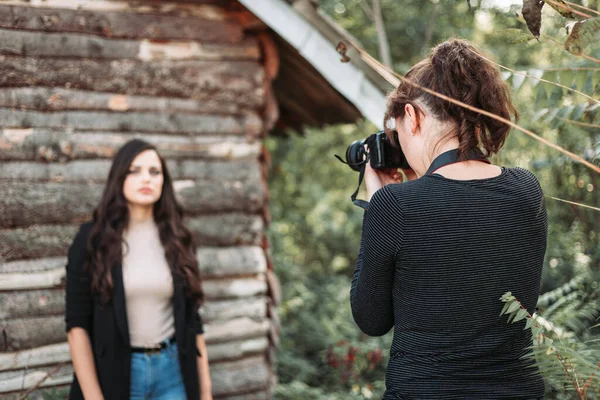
top-left (351, 167), bottom-right (547, 400)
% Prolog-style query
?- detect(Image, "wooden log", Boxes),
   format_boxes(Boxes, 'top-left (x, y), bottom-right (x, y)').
top-left (0, 215), bottom-right (263, 262)
top-left (203, 277), bottom-right (267, 300)
top-left (0, 28), bottom-right (260, 61)
top-left (0, 159), bottom-right (261, 182)
top-left (0, 257), bottom-right (65, 274)
top-left (0, 315), bottom-right (269, 351)
top-left (0, 109), bottom-right (262, 137)
top-left (0, 269), bottom-right (65, 291)
top-left (197, 247), bottom-right (266, 278)
top-left (0, 177), bottom-right (265, 228)
top-left (0, 87), bottom-right (245, 114)
top-left (0, 224), bottom-right (77, 263)
top-left (0, 130), bottom-right (262, 162)
top-left (0, 56), bottom-right (265, 105)
top-left (189, 214), bottom-right (264, 247)
top-left (0, 316), bottom-right (66, 351)
top-left (202, 297), bottom-right (266, 323)
top-left (0, 364), bottom-right (73, 394)
top-left (0, 288), bottom-right (265, 322)
top-left (210, 356), bottom-right (270, 396)
top-left (0, 290), bottom-right (64, 318)
top-left (207, 337), bottom-right (269, 362)
top-left (0, 337), bottom-right (269, 373)
top-left (0, 342), bottom-right (70, 372)
top-left (0, 247), bottom-right (267, 281)
top-left (0, 4), bottom-right (242, 42)
top-left (204, 317), bottom-right (270, 344)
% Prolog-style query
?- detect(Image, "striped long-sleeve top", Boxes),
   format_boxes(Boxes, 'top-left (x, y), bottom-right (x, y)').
top-left (351, 167), bottom-right (547, 400)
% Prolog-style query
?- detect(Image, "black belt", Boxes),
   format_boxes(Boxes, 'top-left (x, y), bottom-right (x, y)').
top-left (131, 336), bottom-right (176, 354)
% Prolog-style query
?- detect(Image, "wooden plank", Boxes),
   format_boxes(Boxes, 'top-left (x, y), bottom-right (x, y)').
top-left (0, 4), bottom-right (242, 42)
top-left (0, 215), bottom-right (263, 262)
top-left (202, 297), bottom-right (266, 323)
top-left (0, 159), bottom-right (262, 182)
top-left (210, 356), bottom-right (270, 396)
top-left (0, 289), bottom-right (65, 319)
top-left (0, 289), bottom-right (266, 322)
top-left (0, 257), bottom-right (65, 274)
top-left (0, 364), bottom-right (73, 394)
top-left (0, 130), bottom-right (262, 162)
top-left (0, 56), bottom-right (265, 105)
top-left (204, 317), bottom-right (270, 344)
top-left (0, 343), bottom-right (70, 372)
top-left (0, 270), bottom-right (65, 291)
top-left (203, 277), bottom-right (267, 300)
top-left (197, 246), bottom-right (266, 278)
top-left (0, 1), bottom-right (231, 16)
top-left (0, 28), bottom-right (260, 61)
top-left (0, 338), bottom-right (269, 373)
top-left (189, 214), bottom-right (264, 247)
top-left (0, 87), bottom-right (245, 114)
top-left (0, 109), bottom-right (262, 137)
top-left (0, 177), bottom-right (265, 228)
top-left (0, 315), bottom-right (269, 350)
top-left (0, 315), bottom-right (66, 351)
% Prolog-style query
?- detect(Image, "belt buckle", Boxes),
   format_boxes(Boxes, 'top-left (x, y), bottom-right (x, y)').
top-left (144, 344), bottom-right (162, 356)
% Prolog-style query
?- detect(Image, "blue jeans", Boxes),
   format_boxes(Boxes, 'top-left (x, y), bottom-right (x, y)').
top-left (130, 341), bottom-right (186, 400)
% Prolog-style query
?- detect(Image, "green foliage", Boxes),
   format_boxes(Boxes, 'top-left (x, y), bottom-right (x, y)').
top-left (271, 1), bottom-right (600, 398)
top-left (500, 292), bottom-right (600, 399)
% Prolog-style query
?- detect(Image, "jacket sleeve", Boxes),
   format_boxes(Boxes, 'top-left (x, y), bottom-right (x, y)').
top-left (350, 186), bottom-right (404, 336)
top-left (65, 223), bottom-right (93, 333)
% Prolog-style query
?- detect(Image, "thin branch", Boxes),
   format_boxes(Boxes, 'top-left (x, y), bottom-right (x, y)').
top-left (545, 0), bottom-right (593, 18)
top-left (372, 0), bottom-right (393, 68)
top-left (544, 67), bottom-right (600, 72)
top-left (18, 363), bottom-right (67, 400)
top-left (563, 0), bottom-right (600, 16)
top-left (466, 47), bottom-right (599, 104)
top-left (546, 196), bottom-right (600, 212)
top-left (340, 39), bottom-right (600, 174)
top-left (582, 362), bottom-right (600, 395)
top-left (543, 35), bottom-right (600, 64)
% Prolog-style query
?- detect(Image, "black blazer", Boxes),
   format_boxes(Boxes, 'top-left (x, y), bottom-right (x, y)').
top-left (65, 221), bottom-right (204, 400)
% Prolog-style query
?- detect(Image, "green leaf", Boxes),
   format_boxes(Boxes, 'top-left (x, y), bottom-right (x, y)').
top-left (513, 308), bottom-right (529, 322)
top-left (527, 69), bottom-right (545, 88)
top-left (500, 301), bottom-right (512, 316)
top-left (512, 73), bottom-right (527, 91)
top-left (548, 85), bottom-right (565, 107)
top-left (522, 0), bottom-right (544, 38)
top-left (565, 17), bottom-right (600, 54)
top-left (507, 301), bottom-right (521, 314)
top-left (571, 103), bottom-right (587, 120)
top-left (575, 70), bottom-right (591, 91)
top-left (525, 318), bottom-right (534, 330)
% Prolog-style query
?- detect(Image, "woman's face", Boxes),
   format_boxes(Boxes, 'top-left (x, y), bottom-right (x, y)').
top-left (123, 150), bottom-right (164, 207)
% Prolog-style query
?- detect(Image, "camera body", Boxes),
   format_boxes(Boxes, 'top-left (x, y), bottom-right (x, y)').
top-left (345, 130), bottom-right (410, 172)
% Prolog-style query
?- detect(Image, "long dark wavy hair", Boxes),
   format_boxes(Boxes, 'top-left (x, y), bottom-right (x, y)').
top-left (85, 139), bottom-right (203, 307)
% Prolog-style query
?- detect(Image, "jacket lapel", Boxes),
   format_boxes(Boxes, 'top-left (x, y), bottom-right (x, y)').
top-left (172, 272), bottom-right (187, 349)
top-left (112, 263), bottom-right (130, 345)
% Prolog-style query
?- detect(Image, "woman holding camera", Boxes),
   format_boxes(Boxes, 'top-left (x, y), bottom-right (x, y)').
top-left (350, 39), bottom-right (546, 399)
top-left (65, 139), bottom-right (212, 399)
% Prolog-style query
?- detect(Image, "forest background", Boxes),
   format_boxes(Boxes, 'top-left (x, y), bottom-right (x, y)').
top-left (268, 1), bottom-right (600, 399)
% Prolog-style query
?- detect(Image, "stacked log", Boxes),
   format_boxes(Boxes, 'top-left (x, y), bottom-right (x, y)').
top-left (0, 0), bottom-right (279, 398)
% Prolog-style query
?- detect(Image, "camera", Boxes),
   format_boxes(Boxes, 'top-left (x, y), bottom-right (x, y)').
top-left (344, 130), bottom-right (410, 172)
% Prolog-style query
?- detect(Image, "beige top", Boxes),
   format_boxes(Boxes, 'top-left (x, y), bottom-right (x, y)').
top-left (122, 218), bottom-right (175, 347)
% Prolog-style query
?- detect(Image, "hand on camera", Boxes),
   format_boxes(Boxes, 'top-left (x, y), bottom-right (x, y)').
top-left (365, 163), bottom-right (416, 201)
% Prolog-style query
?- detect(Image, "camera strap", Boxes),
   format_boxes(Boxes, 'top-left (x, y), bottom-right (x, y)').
top-left (425, 148), bottom-right (489, 176)
top-left (349, 148), bottom-right (489, 211)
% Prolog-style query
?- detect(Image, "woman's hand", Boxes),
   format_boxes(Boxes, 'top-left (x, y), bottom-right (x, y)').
top-left (365, 163), bottom-right (417, 201)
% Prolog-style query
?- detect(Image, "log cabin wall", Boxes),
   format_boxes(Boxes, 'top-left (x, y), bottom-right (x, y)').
top-left (0, 1), bottom-right (280, 398)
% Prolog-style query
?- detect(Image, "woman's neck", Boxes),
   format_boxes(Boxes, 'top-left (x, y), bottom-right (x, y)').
top-left (128, 205), bottom-right (154, 226)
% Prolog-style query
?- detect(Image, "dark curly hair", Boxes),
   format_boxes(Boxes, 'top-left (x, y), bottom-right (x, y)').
top-left (85, 139), bottom-right (203, 307)
top-left (384, 38), bottom-right (518, 160)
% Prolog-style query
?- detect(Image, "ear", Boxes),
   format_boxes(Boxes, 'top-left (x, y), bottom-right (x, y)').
top-left (404, 104), bottom-right (421, 134)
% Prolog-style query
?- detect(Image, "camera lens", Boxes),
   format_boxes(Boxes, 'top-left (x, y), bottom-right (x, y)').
top-left (345, 139), bottom-right (366, 172)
